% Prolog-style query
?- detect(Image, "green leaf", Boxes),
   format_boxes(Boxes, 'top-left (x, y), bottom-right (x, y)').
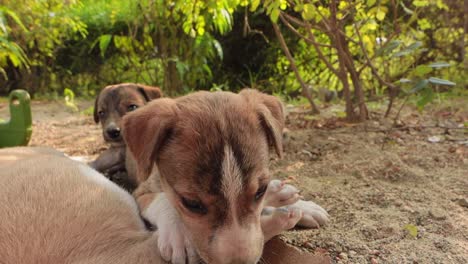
top-left (414, 65), bottom-right (432, 77)
top-left (250, 0), bottom-right (261, 12)
top-left (409, 79), bottom-right (429, 93)
top-left (270, 9), bottom-right (280, 23)
top-left (428, 77), bottom-right (456, 86)
top-left (393, 41), bottom-right (422, 57)
top-left (367, 0), bottom-right (377, 7)
top-left (280, 0), bottom-right (287, 10)
top-left (404, 224), bottom-right (418, 238)
top-left (376, 40), bottom-right (401, 56)
top-left (417, 18), bottom-right (431, 30)
top-left (376, 10), bottom-right (386, 21)
top-left (413, 0), bottom-right (429, 7)
top-left (0, 7), bottom-right (28, 32)
top-left (99, 34), bottom-right (112, 58)
top-left (406, 41), bottom-right (423, 51)
top-left (399, 78), bottom-right (412, 83)
top-left (428, 62), bottom-right (451, 68)
top-left (417, 87), bottom-right (434, 111)
top-left (294, 4), bottom-right (304, 12)
top-left (212, 39), bottom-right (223, 60)
top-left (302, 4), bottom-right (315, 20)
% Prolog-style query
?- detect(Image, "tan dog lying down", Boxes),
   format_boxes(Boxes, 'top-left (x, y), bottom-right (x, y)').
top-left (0, 147), bottom-right (165, 264)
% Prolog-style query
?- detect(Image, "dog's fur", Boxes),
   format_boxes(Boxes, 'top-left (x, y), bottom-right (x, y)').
top-left (124, 89), bottom-right (329, 264)
top-left (89, 83), bottom-right (162, 189)
top-left (0, 147), bottom-right (166, 264)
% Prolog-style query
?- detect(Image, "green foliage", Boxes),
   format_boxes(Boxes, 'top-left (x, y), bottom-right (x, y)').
top-left (399, 60), bottom-right (455, 110)
top-left (0, 0), bottom-right (464, 120)
top-left (0, 6), bottom-right (29, 77)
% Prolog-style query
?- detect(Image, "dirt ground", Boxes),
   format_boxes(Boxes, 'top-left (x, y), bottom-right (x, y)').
top-left (1, 97), bottom-right (467, 264)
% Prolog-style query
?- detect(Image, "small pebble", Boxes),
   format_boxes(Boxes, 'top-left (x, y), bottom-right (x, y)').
top-left (458, 198), bottom-right (468, 208)
top-left (338, 252), bottom-right (348, 260)
top-left (371, 257), bottom-right (379, 264)
top-left (429, 209), bottom-right (447, 221)
top-left (348, 250), bottom-right (357, 257)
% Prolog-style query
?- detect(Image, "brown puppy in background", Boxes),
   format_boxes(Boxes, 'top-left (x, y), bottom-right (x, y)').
top-left (0, 147), bottom-right (166, 264)
top-left (89, 83), bottom-right (162, 189)
top-left (124, 89), bottom-right (329, 264)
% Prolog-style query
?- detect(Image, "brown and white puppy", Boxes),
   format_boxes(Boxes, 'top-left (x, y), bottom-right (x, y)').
top-left (124, 89), bottom-right (329, 264)
top-left (0, 147), bottom-right (166, 264)
top-left (89, 83), bottom-right (162, 188)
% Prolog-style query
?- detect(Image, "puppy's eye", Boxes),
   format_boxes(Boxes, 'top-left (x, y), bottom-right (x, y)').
top-left (127, 104), bottom-right (138, 112)
top-left (181, 197), bottom-right (207, 215)
top-left (255, 185), bottom-right (268, 201)
top-left (98, 110), bottom-right (105, 117)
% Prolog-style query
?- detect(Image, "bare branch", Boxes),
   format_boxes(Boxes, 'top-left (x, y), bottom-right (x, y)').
top-left (271, 22), bottom-right (320, 114)
top-left (279, 13), bottom-right (332, 48)
top-left (243, 8), bottom-right (269, 43)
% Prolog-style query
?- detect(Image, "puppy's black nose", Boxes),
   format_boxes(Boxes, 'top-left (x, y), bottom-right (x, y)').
top-left (106, 127), bottom-right (121, 139)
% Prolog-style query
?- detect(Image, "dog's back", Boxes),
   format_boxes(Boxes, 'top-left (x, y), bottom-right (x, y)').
top-left (0, 147), bottom-right (163, 264)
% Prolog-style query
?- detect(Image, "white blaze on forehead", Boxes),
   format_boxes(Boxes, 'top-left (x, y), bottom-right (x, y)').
top-left (221, 144), bottom-right (243, 219)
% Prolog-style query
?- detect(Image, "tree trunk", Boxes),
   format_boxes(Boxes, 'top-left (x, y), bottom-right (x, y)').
top-left (330, 0), bottom-right (368, 122)
top-left (464, 0), bottom-right (468, 70)
top-left (163, 59), bottom-right (182, 96)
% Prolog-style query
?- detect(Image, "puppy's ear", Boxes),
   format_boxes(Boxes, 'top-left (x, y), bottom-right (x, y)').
top-left (93, 92), bottom-right (100, 123)
top-left (123, 98), bottom-right (177, 182)
top-left (137, 85), bottom-right (163, 102)
top-left (240, 89), bottom-right (285, 158)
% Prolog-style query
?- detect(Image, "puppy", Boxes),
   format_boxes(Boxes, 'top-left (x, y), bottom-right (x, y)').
top-left (0, 147), bottom-right (166, 264)
top-left (123, 89), bottom-right (329, 264)
top-left (89, 83), bottom-right (162, 189)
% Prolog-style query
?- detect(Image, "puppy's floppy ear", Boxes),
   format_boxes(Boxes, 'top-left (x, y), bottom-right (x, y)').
top-left (136, 84), bottom-right (163, 102)
top-left (93, 92), bottom-right (100, 123)
top-left (240, 89), bottom-right (285, 158)
top-left (123, 98), bottom-right (177, 182)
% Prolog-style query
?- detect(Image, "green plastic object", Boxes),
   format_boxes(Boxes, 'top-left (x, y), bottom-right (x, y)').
top-left (0, 90), bottom-right (32, 148)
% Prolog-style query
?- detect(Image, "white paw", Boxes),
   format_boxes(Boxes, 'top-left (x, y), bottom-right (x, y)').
top-left (144, 194), bottom-right (200, 264)
top-left (157, 214), bottom-right (200, 264)
top-left (287, 199), bottom-right (329, 228)
top-left (265, 179), bottom-right (300, 207)
top-left (261, 206), bottom-right (303, 241)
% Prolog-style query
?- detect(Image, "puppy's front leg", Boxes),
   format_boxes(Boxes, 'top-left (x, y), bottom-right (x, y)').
top-left (143, 193), bottom-right (199, 264)
top-left (88, 146), bottom-right (125, 173)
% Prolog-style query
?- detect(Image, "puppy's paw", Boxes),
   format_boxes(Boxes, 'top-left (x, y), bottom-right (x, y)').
top-left (157, 220), bottom-right (199, 264)
top-left (264, 179), bottom-right (300, 207)
top-left (144, 194), bottom-right (200, 264)
top-left (261, 206), bottom-right (303, 241)
top-left (287, 200), bottom-right (329, 228)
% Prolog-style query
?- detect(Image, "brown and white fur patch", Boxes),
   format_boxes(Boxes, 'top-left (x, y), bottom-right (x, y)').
top-left (124, 89), bottom-right (329, 264)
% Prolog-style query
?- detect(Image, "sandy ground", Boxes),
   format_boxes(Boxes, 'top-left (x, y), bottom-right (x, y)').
top-left (1, 97), bottom-right (467, 264)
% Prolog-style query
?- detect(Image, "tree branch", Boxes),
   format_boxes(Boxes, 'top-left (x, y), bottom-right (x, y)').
top-left (271, 22), bottom-right (320, 114)
top-left (279, 13), bottom-right (332, 48)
